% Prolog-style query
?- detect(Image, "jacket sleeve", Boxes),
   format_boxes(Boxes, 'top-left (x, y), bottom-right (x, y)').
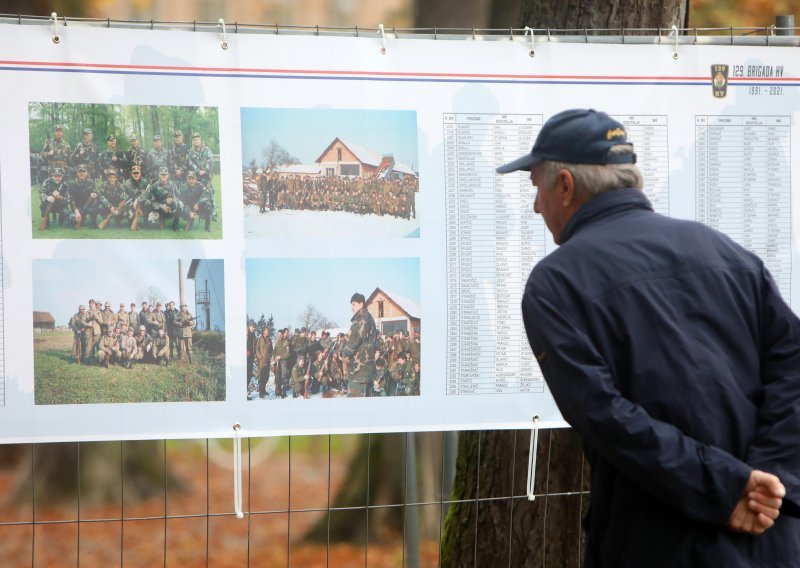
top-left (522, 289), bottom-right (752, 527)
top-left (746, 266), bottom-right (800, 517)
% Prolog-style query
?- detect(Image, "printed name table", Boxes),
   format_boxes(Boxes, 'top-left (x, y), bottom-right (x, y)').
top-left (695, 115), bottom-right (792, 299)
top-left (612, 115), bottom-right (670, 215)
top-left (444, 113), bottom-right (545, 395)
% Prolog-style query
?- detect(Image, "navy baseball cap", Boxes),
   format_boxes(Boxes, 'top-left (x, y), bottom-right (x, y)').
top-left (496, 109), bottom-right (636, 174)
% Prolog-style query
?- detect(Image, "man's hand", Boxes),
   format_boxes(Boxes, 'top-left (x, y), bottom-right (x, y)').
top-left (727, 470), bottom-right (785, 535)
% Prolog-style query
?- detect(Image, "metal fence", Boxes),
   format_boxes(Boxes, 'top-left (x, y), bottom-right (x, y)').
top-left (0, 428), bottom-right (587, 567)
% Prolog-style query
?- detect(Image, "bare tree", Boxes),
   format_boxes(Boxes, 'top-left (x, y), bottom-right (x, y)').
top-left (136, 285), bottom-right (166, 307)
top-left (261, 140), bottom-right (300, 171)
top-left (297, 304), bottom-right (337, 332)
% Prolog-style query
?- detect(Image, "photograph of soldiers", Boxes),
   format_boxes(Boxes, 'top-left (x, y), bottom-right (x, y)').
top-left (241, 107), bottom-right (420, 239)
top-left (246, 257), bottom-right (421, 400)
top-left (29, 102), bottom-right (221, 239)
top-left (32, 258), bottom-right (226, 405)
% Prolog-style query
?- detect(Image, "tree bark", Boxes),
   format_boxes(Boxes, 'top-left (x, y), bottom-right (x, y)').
top-left (413, 0), bottom-right (492, 29)
top-left (519, 0), bottom-right (688, 31)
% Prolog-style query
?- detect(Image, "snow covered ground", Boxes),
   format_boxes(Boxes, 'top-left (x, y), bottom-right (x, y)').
top-left (243, 206), bottom-right (420, 239)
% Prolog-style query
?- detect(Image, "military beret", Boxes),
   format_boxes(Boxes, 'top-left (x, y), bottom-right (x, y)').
top-left (106, 135), bottom-right (116, 142)
top-left (153, 134), bottom-right (161, 141)
top-left (186, 170), bottom-right (197, 178)
top-left (76, 164), bottom-right (88, 172)
top-left (83, 128), bottom-right (93, 135)
top-left (158, 166), bottom-right (169, 175)
top-left (54, 125), bottom-right (63, 131)
top-left (52, 167), bottom-right (64, 176)
top-left (131, 165), bottom-right (142, 173)
top-left (192, 132), bottom-right (201, 138)
top-left (174, 130), bottom-right (183, 137)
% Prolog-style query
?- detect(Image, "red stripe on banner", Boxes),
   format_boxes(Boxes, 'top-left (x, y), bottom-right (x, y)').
top-left (0, 60), bottom-right (717, 81)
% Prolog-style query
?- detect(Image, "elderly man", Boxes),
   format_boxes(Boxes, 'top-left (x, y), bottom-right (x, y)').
top-left (497, 109), bottom-right (799, 565)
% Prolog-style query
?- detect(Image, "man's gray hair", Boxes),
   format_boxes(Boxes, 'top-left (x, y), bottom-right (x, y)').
top-left (537, 145), bottom-right (643, 198)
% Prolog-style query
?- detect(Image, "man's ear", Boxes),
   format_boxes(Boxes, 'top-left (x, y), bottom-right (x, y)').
top-left (557, 168), bottom-right (576, 207)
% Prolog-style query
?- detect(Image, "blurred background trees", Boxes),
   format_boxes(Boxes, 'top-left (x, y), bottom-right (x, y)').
top-left (1, 0), bottom-right (796, 28)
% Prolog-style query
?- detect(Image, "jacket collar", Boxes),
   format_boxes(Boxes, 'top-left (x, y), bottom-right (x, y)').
top-left (560, 188), bottom-right (653, 243)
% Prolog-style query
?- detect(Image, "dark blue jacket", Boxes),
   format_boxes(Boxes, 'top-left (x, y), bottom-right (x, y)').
top-left (522, 189), bottom-right (800, 566)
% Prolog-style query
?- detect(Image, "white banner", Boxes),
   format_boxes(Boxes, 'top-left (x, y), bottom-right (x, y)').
top-left (0, 22), bottom-right (797, 442)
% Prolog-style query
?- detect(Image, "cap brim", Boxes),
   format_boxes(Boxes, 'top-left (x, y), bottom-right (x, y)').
top-left (496, 153), bottom-right (537, 174)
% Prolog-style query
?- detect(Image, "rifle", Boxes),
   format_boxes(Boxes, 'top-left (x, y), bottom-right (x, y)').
top-left (38, 202), bottom-right (53, 230)
top-left (130, 206), bottom-right (143, 231)
top-left (98, 199), bottom-right (126, 230)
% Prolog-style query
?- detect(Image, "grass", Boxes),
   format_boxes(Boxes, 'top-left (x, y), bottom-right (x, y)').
top-left (31, 174), bottom-right (223, 239)
top-left (34, 331), bottom-right (226, 404)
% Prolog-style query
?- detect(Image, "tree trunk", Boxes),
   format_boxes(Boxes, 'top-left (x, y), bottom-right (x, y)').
top-left (519, 0), bottom-right (688, 31)
top-left (437, 1), bottom-right (688, 565)
top-left (413, 0), bottom-right (492, 29)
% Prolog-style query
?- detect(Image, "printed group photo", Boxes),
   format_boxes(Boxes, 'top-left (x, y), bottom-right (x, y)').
top-left (29, 102), bottom-right (222, 239)
top-left (33, 258), bottom-right (226, 404)
top-left (241, 107), bottom-right (420, 239)
top-left (246, 257), bottom-right (421, 401)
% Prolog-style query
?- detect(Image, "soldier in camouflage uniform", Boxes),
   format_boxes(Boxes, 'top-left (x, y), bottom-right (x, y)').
top-left (69, 305), bottom-right (88, 364)
top-left (188, 132), bottom-right (217, 221)
top-left (147, 302), bottom-right (166, 336)
top-left (67, 165), bottom-right (99, 228)
top-left (180, 171), bottom-right (213, 232)
top-left (391, 352), bottom-right (411, 396)
top-left (153, 328), bottom-right (170, 366)
top-left (272, 328), bottom-right (291, 398)
top-left (123, 135), bottom-right (145, 180)
top-left (341, 292), bottom-right (378, 397)
top-left (70, 129), bottom-right (98, 180)
top-left (255, 326), bottom-right (273, 399)
top-left (42, 125), bottom-right (71, 174)
top-left (133, 325), bottom-right (153, 364)
top-left (116, 303), bottom-right (129, 331)
top-left (39, 167), bottom-right (69, 228)
top-left (100, 301), bottom-right (118, 335)
top-left (143, 167), bottom-right (182, 231)
top-left (169, 131), bottom-right (190, 185)
top-left (174, 304), bottom-right (195, 362)
top-left (165, 301), bottom-right (178, 360)
top-left (97, 329), bottom-right (120, 368)
top-left (97, 168), bottom-right (125, 227)
top-left (289, 355), bottom-right (307, 398)
top-left (118, 327), bottom-right (138, 369)
top-left (97, 135), bottom-right (122, 179)
top-left (145, 134), bottom-right (168, 182)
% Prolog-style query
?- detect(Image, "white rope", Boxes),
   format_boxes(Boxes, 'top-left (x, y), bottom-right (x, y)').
top-left (232, 423), bottom-right (244, 519)
top-left (670, 25), bottom-right (679, 59)
top-left (218, 18), bottom-right (229, 50)
top-left (50, 12), bottom-right (61, 44)
top-left (525, 415), bottom-right (541, 501)
top-left (524, 26), bottom-right (535, 57)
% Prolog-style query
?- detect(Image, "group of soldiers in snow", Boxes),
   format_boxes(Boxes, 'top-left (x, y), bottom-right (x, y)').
top-left (247, 294), bottom-right (421, 400)
top-left (68, 299), bottom-right (196, 368)
top-left (36, 126), bottom-right (217, 232)
top-left (248, 171), bottom-right (417, 220)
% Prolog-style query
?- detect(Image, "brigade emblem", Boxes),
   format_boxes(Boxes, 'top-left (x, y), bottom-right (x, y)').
top-left (711, 64), bottom-right (729, 98)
